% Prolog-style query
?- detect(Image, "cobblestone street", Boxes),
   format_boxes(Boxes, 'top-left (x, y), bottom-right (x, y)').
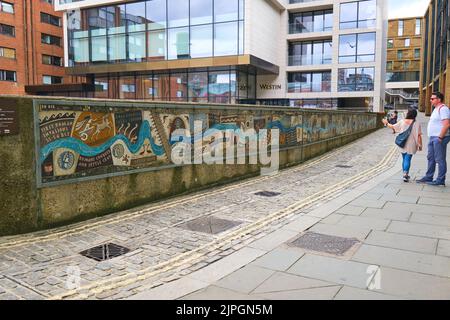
top-left (1, 114), bottom-right (449, 300)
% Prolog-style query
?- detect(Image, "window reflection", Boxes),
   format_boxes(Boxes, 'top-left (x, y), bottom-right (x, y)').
top-left (338, 67), bottom-right (375, 91)
top-left (340, 0), bottom-right (376, 30)
top-left (339, 32), bottom-right (375, 63)
top-left (68, 0), bottom-right (244, 66)
top-left (288, 72), bottom-right (331, 93)
top-left (215, 22), bottom-right (238, 56)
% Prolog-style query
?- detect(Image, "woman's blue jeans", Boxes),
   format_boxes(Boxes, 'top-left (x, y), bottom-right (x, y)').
top-left (402, 153), bottom-right (413, 174)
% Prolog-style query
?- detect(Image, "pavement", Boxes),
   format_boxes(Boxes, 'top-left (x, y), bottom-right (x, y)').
top-left (0, 112), bottom-right (449, 300)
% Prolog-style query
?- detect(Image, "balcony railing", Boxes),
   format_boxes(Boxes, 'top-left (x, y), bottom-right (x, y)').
top-left (386, 89), bottom-right (419, 100)
top-left (288, 55), bottom-right (332, 66)
top-left (289, 22), bottom-right (332, 34)
top-left (288, 81), bottom-right (331, 93)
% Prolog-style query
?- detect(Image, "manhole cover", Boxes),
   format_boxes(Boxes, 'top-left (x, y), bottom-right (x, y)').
top-left (255, 191), bottom-right (281, 197)
top-left (336, 165), bottom-right (353, 168)
top-left (80, 243), bottom-right (130, 261)
top-left (179, 216), bottom-right (242, 234)
top-left (289, 232), bottom-right (360, 256)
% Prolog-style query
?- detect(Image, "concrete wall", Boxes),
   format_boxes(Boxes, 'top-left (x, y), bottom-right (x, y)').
top-left (0, 96), bottom-right (382, 236)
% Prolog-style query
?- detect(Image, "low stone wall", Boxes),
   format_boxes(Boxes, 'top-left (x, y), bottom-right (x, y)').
top-left (0, 96), bottom-right (382, 236)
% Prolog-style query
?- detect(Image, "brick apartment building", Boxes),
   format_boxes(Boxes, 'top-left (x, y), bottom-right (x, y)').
top-left (385, 17), bottom-right (422, 109)
top-left (0, 0), bottom-right (86, 96)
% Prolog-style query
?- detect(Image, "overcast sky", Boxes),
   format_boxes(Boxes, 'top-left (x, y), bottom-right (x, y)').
top-left (388, 0), bottom-right (429, 19)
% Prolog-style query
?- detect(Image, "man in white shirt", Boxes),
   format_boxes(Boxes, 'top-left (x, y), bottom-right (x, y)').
top-left (417, 92), bottom-right (450, 186)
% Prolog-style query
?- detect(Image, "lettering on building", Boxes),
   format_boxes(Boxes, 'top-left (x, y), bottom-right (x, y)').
top-left (259, 84), bottom-right (282, 90)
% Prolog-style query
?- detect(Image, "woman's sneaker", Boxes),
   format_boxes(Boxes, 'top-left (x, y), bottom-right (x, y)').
top-left (403, 175), bottom-right (410, 182)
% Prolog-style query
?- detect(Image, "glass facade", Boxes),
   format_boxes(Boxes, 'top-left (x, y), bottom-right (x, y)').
top-left (289, 10), bottom-right (332, 34)
top-left (93, 67), bottom-right (256, 103)
top-left (338, 67), bottom-right (375, 91)
top-left (67, 0), bottom-right (244, 66)
top-left (340, 0), bottom-right (376, 29)
top-left (288, 40), bottom-right (332, 66)
top-left (339, 32), bottom-right (376, 63)
top-left (287, 72), bottom-right (331, 93)
top-left (386, 71), bottom-right (420, 82)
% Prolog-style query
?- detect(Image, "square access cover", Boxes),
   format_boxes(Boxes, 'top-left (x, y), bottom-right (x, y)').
top-left (80, 243), bottom-right (130, 261)
top-left (289, 232), bottom-right (360, 256)
top-left (179, 216), bottom-right (242, 235)
top-left (254, 191), bottom-right (281, 197)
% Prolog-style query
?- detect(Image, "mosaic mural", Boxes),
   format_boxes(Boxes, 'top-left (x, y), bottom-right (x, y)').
top-left (37, 103), bottom-right (377, 184)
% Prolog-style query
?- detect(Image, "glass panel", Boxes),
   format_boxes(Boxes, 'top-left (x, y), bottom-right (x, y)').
top-left (148, 29), bottom-right (166, 60)
top-left (129, 32), bottom-right (146, 61)
top-left (191, 0), bottom-right (213, 25)
top-left (301, 42), bottom-right (312, 65)
top-left (324, 10), bottom-right (333, 31)
top-left (215, 0), bottom-right (238, 23)
top-left (147, 0), bottom-right (166, 30)
top-left (311, 72), bottom-right (322, 92)
top-left (312, 41), bottom-right (323, 65)
top-left (107, 5), bottom-right (126, 35)
top-left (73, 38), bottom-right (89, 63)
top-left (188, 72), bottom-right (208, 102)
top-left (359, 0), bottom-right (377, 28)
top-left (322, 72), bottom-right (331, 92)
top-left (301, 12), bottom-right (313, 33)
top-left (153, 74), bottom-right (170, 100)
top-left (356, 67), bottom-right (374, 91)
top-left (237, 71), bottom-right (247, 99)
top-left (339, 34), bottom-right (356, 63)
top-left (323, 41), bottom-right (332, 64)
top-left (239, 21), bottom-right (244, 55)
top-left (209, 71), bottom-right (230, 103)
top-left (230, 72), bottom-right (237, 101)
top-left (338, 68), bottom-right (355, 92)
top-left (91, 36), bottom-right (107, 61)
top-left (239, 0), bottom-right (244, 20)
top-left (168, 0), bottom-right (189, 28)
top-left (119, 76), bottom-right (136, 99)
top-left (141, 75), bottom-right (153, 100)
top-left (171, 73), bottom-right (188, 101)
top-left (168, 27), bottom-right (189, 60)
top-left (214, 22), bottom-right (238, 56)
top-left (313, 11), bottom-right (324, 32)
top-left (190, 24), bottom-right (213, 58)
top-left (108, 33), bottom-right (126, 61)
top-left (248, 73), bottom-right (255, 99)
top-left (357, 32), bottom-right (375, 62)
top-left (94, 76), bottom-right (109, 99)
top-left (340, 2), bottom-right (357, 29)
top-left (125, 2), bottom-right (146, 32)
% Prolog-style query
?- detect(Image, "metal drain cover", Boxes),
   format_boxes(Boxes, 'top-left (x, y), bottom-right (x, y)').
top-left (80, 243), bottom-right (130, 261)
top-left (179, 216), bottom-right (242, 234)
top-left (289, 232), bottom-right (360, 256)
top-left (336, 165), bottom-right (353, 168)
top-left (255, 191), bottom-right (281, 197)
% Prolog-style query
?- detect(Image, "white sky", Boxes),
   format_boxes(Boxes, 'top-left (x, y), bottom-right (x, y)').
top-left (388, 0), bottom-right (429, 19)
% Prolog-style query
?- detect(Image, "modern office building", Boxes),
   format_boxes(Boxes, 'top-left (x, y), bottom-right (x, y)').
top-left (385, 17), bottom-right (422, 109)
top-left (54, 0), bottom-right (387, 111)
top-left (0, 0), bottom-right (84, 95)
top-left (419, 0), bottom-right (450, 116)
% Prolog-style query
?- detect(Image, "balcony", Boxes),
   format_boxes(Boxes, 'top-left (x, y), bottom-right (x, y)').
top-left (289, 22), bottom-right (332, 34)
top-left (288, 54), bottom-right (332, 66)
top-left (288, 81), bottom-right (331, 93)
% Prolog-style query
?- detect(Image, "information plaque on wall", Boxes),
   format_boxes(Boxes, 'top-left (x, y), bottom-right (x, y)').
top-left (0, 106), bottom-right (19, 136)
